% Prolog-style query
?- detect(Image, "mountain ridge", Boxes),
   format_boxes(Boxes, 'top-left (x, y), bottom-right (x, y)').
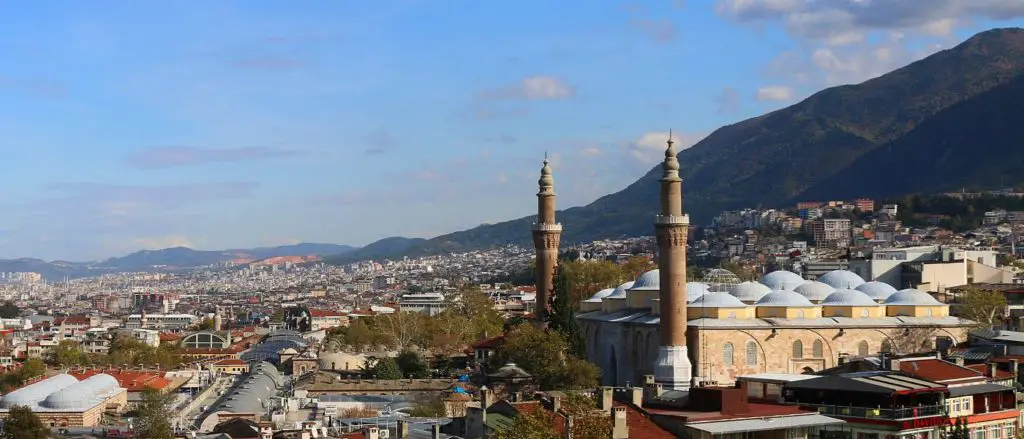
top-left (328, 27), bottom-right (1024, 263)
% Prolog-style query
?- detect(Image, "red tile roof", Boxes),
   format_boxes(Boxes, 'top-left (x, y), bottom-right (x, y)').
top-left (965, 364), bottom-right (1015, 380)
top-left (471, 334), bottom-right (505, 350)
top-left (69, 369), bottom-right (173, 392)
top-left (513, 401), bottom-right (568, 435)
top-left (308, 308), bottom-right (346, 318)
top-left (900, 358), bottom-right (987, 383)
top-left (615, 402), bottom-right (676, 439)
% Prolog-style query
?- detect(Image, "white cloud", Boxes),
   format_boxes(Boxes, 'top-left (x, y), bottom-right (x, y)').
top-left (478, 75), bottom-right (575, 100)
top-left (580, 146), bottom-right (602, 157)
top-left (715, 0), bottom-right (1024, 42)
top-left (755, 85), bottom-right (793, 101)
top-left (628, 131), bottom-right (706, 163)
top-left (767, 40), bottom-right (945, 86)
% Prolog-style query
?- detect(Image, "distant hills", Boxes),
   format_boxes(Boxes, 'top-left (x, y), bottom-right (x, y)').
top-left (0, 243), bottom-right (356, 280)
top-left (328, 28), bottom-right (1024, 263)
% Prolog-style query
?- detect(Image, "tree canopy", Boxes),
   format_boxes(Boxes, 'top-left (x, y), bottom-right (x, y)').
top-left (133, 388), bottom-right (174, 439)
top-left (0, 302), bottom-right (19, 319)
top-left (1, 405), bottom-right (49, 439)
top-left (493, 393), bottom-right (612, 439)
top-left (959, 287), bottom-right (1008, 328)
top-left (492, 323), bottom-right (599, 391)
top-left (0, 359), bottom-right (46, 393)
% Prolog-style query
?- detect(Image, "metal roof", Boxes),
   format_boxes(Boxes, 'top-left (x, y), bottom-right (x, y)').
top-left (686, 414), bottom-right (845, 434)
top-left (948, 383), bottom-right (1014, 397)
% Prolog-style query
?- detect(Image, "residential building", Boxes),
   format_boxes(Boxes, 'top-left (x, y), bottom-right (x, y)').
top-left (811, 218), bottom-right (851, 248)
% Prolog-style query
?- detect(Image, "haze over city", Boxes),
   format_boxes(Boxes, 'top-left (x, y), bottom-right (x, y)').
top-left (2, 1), bottom-right (1022, 260)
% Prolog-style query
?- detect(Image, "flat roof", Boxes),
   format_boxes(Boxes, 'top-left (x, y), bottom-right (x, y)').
top-left (687, 414), bottom-right (845, 434)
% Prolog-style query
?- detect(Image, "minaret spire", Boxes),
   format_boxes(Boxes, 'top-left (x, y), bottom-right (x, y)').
top-left (653, 130), bottom-right (693, 390)
top-left (532, 155), bottom-right (562, 328)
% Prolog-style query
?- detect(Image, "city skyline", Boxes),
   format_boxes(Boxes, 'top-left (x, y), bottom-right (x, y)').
top-left (1, 1), bottom-right (1022, 260)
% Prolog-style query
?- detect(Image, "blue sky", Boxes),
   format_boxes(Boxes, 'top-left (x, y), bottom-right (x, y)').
top-left (0, 1), bottom-right (1022, 261)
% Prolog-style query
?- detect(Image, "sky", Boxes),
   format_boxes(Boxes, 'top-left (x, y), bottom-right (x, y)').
top-left (1, 1), bottom-right (1023, 261)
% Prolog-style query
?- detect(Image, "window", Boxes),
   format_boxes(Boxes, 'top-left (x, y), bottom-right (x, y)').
top-left (990, 426), bottom-right (1002, 439)
top-left (1003, 424), bottom-right (1014, 439)
top-left (925, 308), bottom-right (933, 317)
top-left (746, 341), bottom-right (757, 366)
top-left (860, 309), bottom-right (870, 317)
top-left (858, 340), bottom-right (869, 357)
top-left (812, 340), bottom-right (823, 358)
top-left (793, 340), bottom-right (804, 358)
top-left (795, 309), bottom-right (805, 318)
top-left (974, 429), bottom-right (986, 439)
top-left (724, 343), bottom-right (734, 365)
top-left (728, 311), bottom-right (737, 319)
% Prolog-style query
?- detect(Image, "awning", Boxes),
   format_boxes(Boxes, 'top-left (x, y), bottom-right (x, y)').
top-left (949, 383), bottom-right (1014, 397)
top-left (687, 414), bottom-right (846, 435)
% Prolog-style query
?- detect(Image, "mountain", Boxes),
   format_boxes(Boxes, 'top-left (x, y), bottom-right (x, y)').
top-left (100, 243), bottom-right (357, 271)
top-left (0, 243), bottom-right (357, 279)
top-left (325, 237), bottom-right (426, 264)
top-left (327, 28), bottom-right (1024, 262)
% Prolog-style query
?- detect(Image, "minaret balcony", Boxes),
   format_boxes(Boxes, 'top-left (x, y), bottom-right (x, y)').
top-left (531, 223), bottom-right (563, 232)
top-left (654, 214), bottom-right (689, 225)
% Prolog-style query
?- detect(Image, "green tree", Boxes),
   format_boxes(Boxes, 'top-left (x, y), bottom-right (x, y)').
top-left (0, 302), bottom-right (19, 319)
top-left (343, 318), bottom-right (378, 351)
top-left (493, 407), bottom-right (559, 439)
top-left (492, 324), bottom-right (599, 390)
top-left (1, 405), bottom-right (50, 439)
top-left (47, 340), bottom-right (87, 367)
top-left (548, 266), bottom-right (585, 358)
top-left (133, 388), bottom-right (174, 439)
top-left (959, 287), bottom-right (1008, 328)
top-left (560, 393), bottom-right (614, 439)
top-left (396, 350), bottom-right (429, 378)
top-left (364, 357), bottom-right (402, 380)
top-left (196, 318), bottom-right (215, 331)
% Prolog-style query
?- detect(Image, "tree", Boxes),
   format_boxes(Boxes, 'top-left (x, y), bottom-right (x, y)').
top-left (133, 388), bottom-right (174, 439)
top-left (343, 318), bottom-right (378, 351)
top-left (364, 357), bottom-right (402, 380)
top-left (197, 318), bottom-right (215, 331)
top-left (47, 340), bottom-right (87, 367)
top-left (396, 350), bottom-right (429, 378)
top-left (376, 312), bottom-right (425, 351)
top-left (548, 266), bottom-right (585, 358)
top-left (959, 287), bottom-right (1008, 328)
top-left (493, 406), bottom-right (559, 439)
top-left (493, 393), bottom-right (612, 439)
top-left (0, 302), bottom-right (19, 319)
top-left (493, 324), bottom-right (599, 390)
top-left (1, 405), bottom-right (49, 439)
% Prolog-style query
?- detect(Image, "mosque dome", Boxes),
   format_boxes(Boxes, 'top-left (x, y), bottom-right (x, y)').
top-left (794, 281), bottom-right (836, 302)
top-left (690, 292), bottom-right (747, 308)
top-left (686, 282), bottom-right (711, 302)
top-left (819, 270), bottom-right (866, 290)
top-left (731, 281), bottom-right (772, 303)
top-left (855, 281), bottom-right (898, 300)
top-left (756, 290), bottom-right (815, 307)
top-left (629, 270), bottom-right (660, 291)
top-left (604, 281), bottom-right (636, 299)
top-left (760, 270), bottom-right (806, 291)
top-left (585, 288), bottom-right (616, 302)
top-left (884, 289), bottom-right (942, 306)
top-left (821, 289), bottom-right (879, 307)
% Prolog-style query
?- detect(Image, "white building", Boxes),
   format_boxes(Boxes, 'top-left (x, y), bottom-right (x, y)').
top-left (398, 293), bottom-right (447, 316)
top-left (124, 313), bottom-right (198, 330)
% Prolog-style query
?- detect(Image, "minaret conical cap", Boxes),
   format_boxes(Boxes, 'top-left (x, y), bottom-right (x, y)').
top-left (538, 157), bottom-right (554, 192)
top-left (662, 132), bottom-right (680, 180)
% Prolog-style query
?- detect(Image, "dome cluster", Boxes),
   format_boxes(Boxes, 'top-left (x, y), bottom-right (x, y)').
top-left (581, 267), bottom-right (950, 319)
top-left (0, 373), bottom-right (122, 411)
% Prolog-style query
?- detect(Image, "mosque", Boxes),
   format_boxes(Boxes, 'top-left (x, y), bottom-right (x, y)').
top-left (529, 136), bottom-right (974, 389)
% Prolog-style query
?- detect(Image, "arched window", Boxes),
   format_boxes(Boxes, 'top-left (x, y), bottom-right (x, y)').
top-left (723, 343), bottom-right (734, 366)
top-left (746, 341), bottom-right (757, 366)
top-left (925, 308), bottom-right (933, 317)
top-left (860, 309), bottom-right (870, 318)
top-left (812, 340), bottom-right (823, 358)
top-left (792, 340), bottom-right (804, 358)
top-left (795, 310), bottom-right (805, 319)
top-left (858, 340), bottom-right (869, 357)
top-left (881, 339), bottom-right (893, 353)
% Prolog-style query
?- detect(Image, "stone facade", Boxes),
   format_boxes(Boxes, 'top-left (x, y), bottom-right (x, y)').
top-left (578, 317), bottom-right (971, 387)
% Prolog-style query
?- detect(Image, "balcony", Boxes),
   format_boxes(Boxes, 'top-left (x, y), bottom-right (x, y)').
top-left (531, 222), bottom-right (563, 232)
top-left (654, 214), bottom-right (690, 225)
top-left (802, 403), bottom-right (947, 420)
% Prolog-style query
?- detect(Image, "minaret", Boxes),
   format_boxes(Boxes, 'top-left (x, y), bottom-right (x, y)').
top-left (532, 155), bottom-right (562, 328)
top-left (653, 132), bottom-right (694, 390)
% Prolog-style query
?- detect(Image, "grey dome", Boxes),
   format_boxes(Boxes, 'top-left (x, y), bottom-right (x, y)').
top-left (41, 374), bottom-right (119, 410)
top-left (585, 288), bottom-right (615, 302)
top-left (794, 281), bottom-right (836, 302)
top-left (686, 282), bottom-right (710, 302)
top-left (760, 270), bottom-right (806, 290)
top-left (885, 288), bottom-right (942, 306)
top-left (629, 269), bottom-right (660, 291)
top-left (731, 281), bottom-right (772, 303)
top-left (821, 289), bottom-right (879, 307)
top-left (819, 270), bottom-right (866, 289)
top-left (856, 281), bottom-right (898, 300)
top-left (756, 290), bottom-right (815, 307)
top-left (605, 281), bottom-right (635, 299)
top-left (690, 292), bottom-right (747, 308)
top-left (1, 374), bottom-right (79, 408)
